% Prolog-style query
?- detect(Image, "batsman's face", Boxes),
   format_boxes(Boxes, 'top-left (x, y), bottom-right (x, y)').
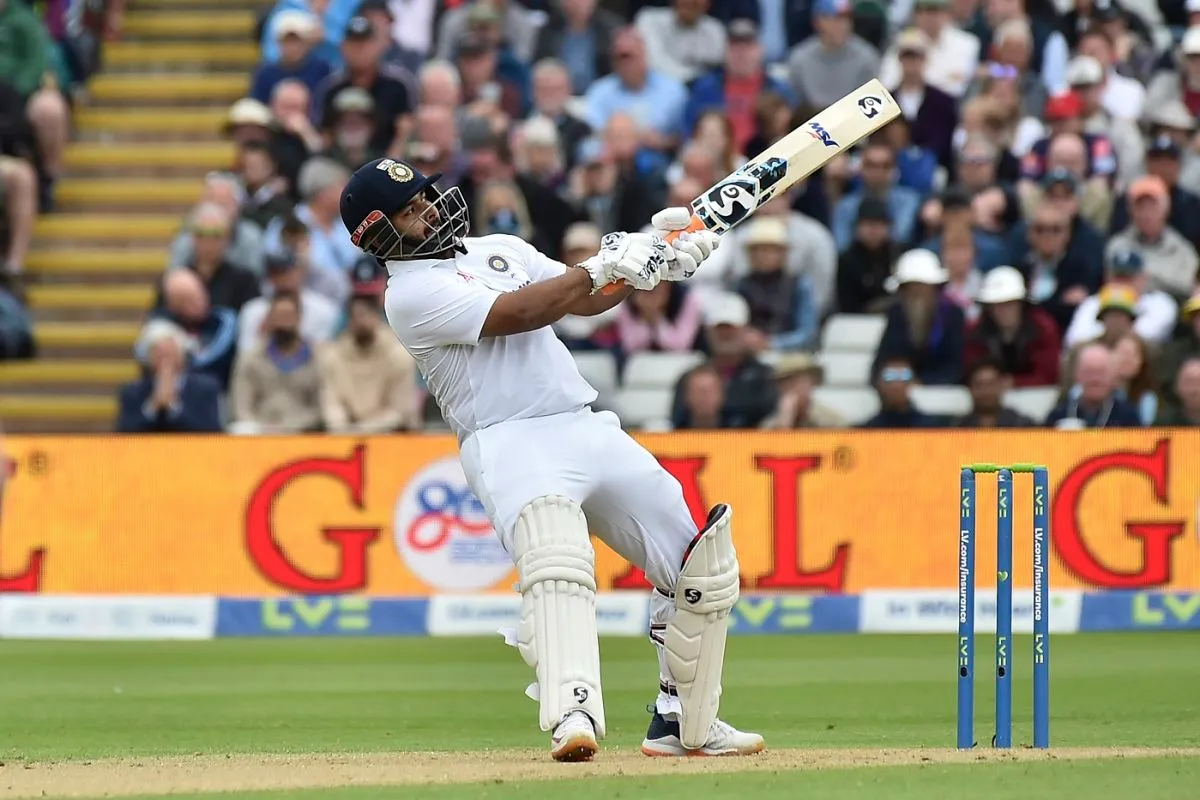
top-left (391, 194), bottom-right (440, 242)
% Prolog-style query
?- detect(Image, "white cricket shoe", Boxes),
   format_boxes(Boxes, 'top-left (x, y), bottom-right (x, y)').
top-left (641, 711), bottom-right (765, 757)
top-left (550, 710), bottom-right (599, 762)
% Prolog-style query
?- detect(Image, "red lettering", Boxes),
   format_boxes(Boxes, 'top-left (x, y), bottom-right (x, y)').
top-left (245, 446), bottom-right (381, 593)
top-left (755, 456), bottom-right (849, 591)
top-left (1054, 438), bottom-right (1184, 589)
top-left (0, 456), bottom-right (43, 592)
top-left (611, 457), bottom-right (709, 590)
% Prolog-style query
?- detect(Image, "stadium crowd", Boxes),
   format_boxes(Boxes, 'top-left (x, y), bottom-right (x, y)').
top-left (4, 0), bottom-right (1200, 432)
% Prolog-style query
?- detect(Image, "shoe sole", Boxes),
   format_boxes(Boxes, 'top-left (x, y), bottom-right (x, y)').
top-left (552, 734), bottom-right (599, 762)
top-left (640, 740), bottom-right (766, 758)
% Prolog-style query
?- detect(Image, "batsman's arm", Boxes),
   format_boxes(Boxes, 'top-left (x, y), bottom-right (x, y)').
top-left (480, 266), bottom-right (600, 338)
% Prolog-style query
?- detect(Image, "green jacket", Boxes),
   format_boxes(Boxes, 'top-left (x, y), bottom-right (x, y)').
top-left (0, 0), bottom-right (50, 97)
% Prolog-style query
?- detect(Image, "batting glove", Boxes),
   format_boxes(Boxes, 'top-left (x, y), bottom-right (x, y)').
top-left (651, 207), bottom-right (720, 281)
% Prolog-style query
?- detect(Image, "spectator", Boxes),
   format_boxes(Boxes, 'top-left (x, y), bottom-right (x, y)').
top-left (950, 356), bottom-right (1036, 427)
top-left (919, 186), bottom-right (1008, 273)
top-left (1106, 175), bottom-right (1200, 304)
top-left (1146, 101), bottom-right (1200, 199)
top-left (605, 111), bottom-right (669, 187)
top-left (883, 28), bottom-right (958, 168)
top-left (143, 270), bottom-right (238, 390)
top-left (435, 0), bottom-right (543, 65)
top-left (454, 28), bottom-right (527, 121)
top-left (250, 10), bottom-right (332, 103)
top-left (319, 295), bottom-right (420, 432)
top-left (1112, 332), bottom-right (1159, 424)
top-left (860, 357), bottom-right (941, 428)
top-left (553, 222), bottom-right (622, 349)
top-left (880, 2), bottom-right (979, 98)
top-left (567, 137), bottom-right (657, 238)
top-left (616, 280), bottom-right (702, 356)
top-left (1074, 27), bottom-right (1144, 120)
top-left (234, 142), bottom-right (294, 230)
top-left (1157, 292), bottom-right (1200, 416)
top-left (1155, 356), bottom-right (1200, 425)
top-left (532, 0), bottom-right (621, 94)
top-left (266, 157), bottom-right (360, 283)
top-left (760, 352), bottom-right (845, 428)
top-left (321, 88), bottom-right (385, 170)
top-left (684, 19), bottom-right (791, 155)
top-left (531, 59), bottom-right (592, 169)
top-left (831, 142), bottom-right (921, 251)
top-left (954, 136), bottom-right (1020, 235)
top-left (873, 249), bottom-right (966, 385)
top-left (938, 227), bottom-right (982, 317)
top-left (584, 27), bottom-right (687, 150)
top-left (473, 178), bottom-right (552, 252)
top-left (169, 173), bottom-right (267, 277)
top-left (670, 292), bottom-right (776, 429)
top-left (276, 210), bottom-right (351, 305)
top-left (635, 0), bottom-right (726, 85)
top-left (1014, 190), bottom-right (1103, 334)
top-left (417, 59), bottom-right (461, 108)
top-left (980, 0), bottom-right (1069, 92)
top-left (734, 217), bottom-right (818, 352)
top-left (266, 82), bottom-right (322, 191)
top-left (165, 201), bottom-right (261, 312)
top-left (1109, 135), bottom-right (1200, 247)
top-left (878, 114), bottom-right (938, 196)
top-left (1145, 26), bottom-right (1200, 117)
top-left (1046, 341), bottom-right (1142, 427)
top-left (1019, 134), bottom-right (1113, 232)
top-left (1019, 96), bottom-right (1116, 187)
top-left (837, 196), bottom-right (899, 314)
top-left (674, 364), bottom-right (727, 429)
top-left (238, 248), bottom-right (340, 352)
top-left (408, 104), bottom-right (467, 187)
top-left (1064, 249), bottom-right (1178, 348)
top-left (689, 111), bottom-right (744, 176)
top-left (117, 321), bottom-right (223, 434)
top-left (512, 116), bottom-right (566, 192)
top-left (0, 156), bottom-right (36, 280)
top-left (743, 89), bottom-right (794, 159)
top-left (1068, 54), bottom-right (1143, 188)
top-left (976, 21), bottom-right (1048, 124)
top-left (230, 292), bottom-right (328, 434)
top-left (966, 264), bottom-right (1059, 383)
top-left (315, 15), bottom-right (415, 156)
top-left (787, 0), bottom-right (880, 112)
top-left (357, 0), bottom-right (423, 76)
top-left (258, 0), bottom-right (350, 68)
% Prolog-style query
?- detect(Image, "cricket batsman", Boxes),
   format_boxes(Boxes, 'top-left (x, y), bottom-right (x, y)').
top-left (340, 158), bottom-right (764, 762)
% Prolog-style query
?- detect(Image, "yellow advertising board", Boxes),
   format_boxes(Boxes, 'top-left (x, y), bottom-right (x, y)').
top-left (1, 431), bottom-right (1197, 595)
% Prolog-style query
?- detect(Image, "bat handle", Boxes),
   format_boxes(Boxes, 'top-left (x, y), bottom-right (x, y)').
top-left (597, 213), bottom-right (707, 296)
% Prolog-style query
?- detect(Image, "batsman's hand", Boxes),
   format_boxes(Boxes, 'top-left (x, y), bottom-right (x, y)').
top-left (652, 207), bottom-right (720, 281)
top-left (578, 231), bottom-right (669, 292)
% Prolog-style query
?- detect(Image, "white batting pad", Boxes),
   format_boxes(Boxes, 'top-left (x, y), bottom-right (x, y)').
top-left (665, 504), bottom-right (739, 749)
top-left (513, 495), bottom-right (606, 737)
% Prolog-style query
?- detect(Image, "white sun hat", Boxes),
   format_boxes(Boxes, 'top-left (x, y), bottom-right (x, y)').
top-left (886, 248), bottom-right (949, 292)
top-left (978, 265), bottom-right (1027, 304)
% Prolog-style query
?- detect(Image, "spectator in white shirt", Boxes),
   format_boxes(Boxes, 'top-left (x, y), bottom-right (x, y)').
top-left (1075, 27), bottom-right (1144, 121)
top-left (1065, 249), bottom-right (1179, 348)
top-left (634, 0), bottom-right (726, 84)
top-left (881, 0), bottom-right (979, 98)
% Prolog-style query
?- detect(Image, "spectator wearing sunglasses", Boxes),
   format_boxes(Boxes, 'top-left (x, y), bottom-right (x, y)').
top-left (859, 358), bottom-right (942, 428)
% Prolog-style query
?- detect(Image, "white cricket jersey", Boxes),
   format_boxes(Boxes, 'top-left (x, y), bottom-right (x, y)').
top-left (383, 234), bottom-right (598, 440)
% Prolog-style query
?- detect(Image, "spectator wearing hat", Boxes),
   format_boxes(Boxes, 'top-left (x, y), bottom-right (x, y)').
top-left (1012, 194), bottom-right (1102, 333)
top-left (1142, 100), bottom-right (1200, 198)
top-left (684, 19), bottom-right (792, 155)
top-left (832, 142), bottom-right (921, 251)
top-left (1059, 281), bottom-right (1141, 391)
top-left (1110, 135), bottom-right (1200, 245)
top-left (321, 87), bottom-right (384, 170)
top-left (860, 357), bottom-right (942, 428)
top-left (531, 59), bottom-right (593, 170)
top-left (733, 217), bottom-right (818, 352)
top-left (1064, 249), bottom-right (1178, 348)
top-left (1046, 342), bottom-right (1142, 428)
top-left (165, 200), bottom-right (262, 312)
top-left (616, 280), bottom-right (703, 357)
top-left (873, 249), bottom-right (966, 385)
top-left (1146, 26), bottom-right (1200, 118)
top-left (635, 0), bottom-right (727, 85)
top-left (1074, 27), bottom-right (1145, 120)
top-left (1157, 291), bottom-right (1200, 416)
top-left (250, 10), bottom-right (332, 103)
top-left (881, 28), bottom-right (958, 168)
top-left (532, 0), bottom-right (622, 94)
top-left (881, 0), bottom-right (979, 98)
top-left (435, 0), bottom-right (543, 65)
top-left (319, 295), bottom-right (421, 432)
top-left (1019, 134), bottom-right (1113, 233)
top-left (584, 27), bottom-right (687, 151)
top-left (265, 157), bottom-right (361, 286)
top-left (787, 0), bottom-right (880, 112)
top-left (1106, 175), bottom-right (1200, 303)
top-left (1063, 0), bottom-right (1156, 78)
top-left (950, 357), bottom-right (1036, 427)
top-left (259, 0), bottom-right (353, 69)
top-left (117, 321), bottom-right (223, 434)
top-left (144, 269), bottom-right (239, 390)
top-left (1156, 355), bottom-right (1200, 425)
top-left (964, 265), bottom-right (1060, 386)
top-left (837, 197), bottom-right (900, 314)
top-left (1020, 97), bottom-right (1117, 191)
top-left (761, 353), bottom-right (844, 429)
top-left (671, 292), bottom-right (777, 429)
top-left (1067, 54), bottom-right (1144, 189)
top-left (314, 15), bottom-right (415, 156)
top-left (238, 249), bottom-right (340, 353)
top-left (235, 143), bottom-right (294, 230)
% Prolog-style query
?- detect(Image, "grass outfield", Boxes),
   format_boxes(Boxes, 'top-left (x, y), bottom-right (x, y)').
top-left (0, 634), bottom-right (1197, 798)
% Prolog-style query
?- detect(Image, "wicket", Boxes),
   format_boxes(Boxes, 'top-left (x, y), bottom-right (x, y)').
top-left (957, 463), bottom-right (1050, 750)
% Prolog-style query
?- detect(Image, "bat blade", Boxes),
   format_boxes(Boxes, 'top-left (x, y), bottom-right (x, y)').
top-left (600, 79), bottom-right (900, 294)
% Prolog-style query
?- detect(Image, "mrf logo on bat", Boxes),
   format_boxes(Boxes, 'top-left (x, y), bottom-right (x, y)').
top-left (807, 122), bottom-right (838, 148)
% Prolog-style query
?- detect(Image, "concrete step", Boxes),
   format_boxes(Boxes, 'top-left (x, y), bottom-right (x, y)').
top-left (0, 395), bottom-right (116, 424)
top-left (65, 142), bottom-right (233, 175)
top-left (0, 360), bottom-right (138, 391)
top-left (28, 284), bottom-right (154, 310)
top-left (121, 11), bottom-right (256, 39)
top-left (88, 73), bottom-right (249, 104)
top-left (37, 322), bottom-right (142, 348)
top-left (26, 248), bottom-right (167, 276)
top-left (0, 417), bottom-right (114, 433)
top-left (104, 41), bottom-right (260, 70)
top-left (57, 178), bottom-right (202, 210)
top-left (75, 107), bottom-right (228, 137)
top-left (35, 214), bottom-right (181, 245)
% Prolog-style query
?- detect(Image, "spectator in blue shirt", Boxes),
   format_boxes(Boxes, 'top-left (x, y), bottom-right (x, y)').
top-left (260, 0), bottom-right (357, 68)
top-left (250, 10), bottom-right (332, 103)
top-left (832, 141), bottom-right (921, 250)
top-left (584, 26), bottom-right (688, 151)
top-left (117, 321), bottom-right (224, 434)
top-left (532, 0), bottom-right (622, 93)
top-left (141, 270), bottom-right (239, 391)
top-left (859, 358), bottom-right (942, 428)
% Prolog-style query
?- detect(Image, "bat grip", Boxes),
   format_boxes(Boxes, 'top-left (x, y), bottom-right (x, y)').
top-left (598, 213), bottom-right (707, 295)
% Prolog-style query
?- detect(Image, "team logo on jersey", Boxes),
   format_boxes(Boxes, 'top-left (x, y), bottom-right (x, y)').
top-left (487, 255), bottom-right (510, 273)
top-left (376, 159), bottom-right (414, 183)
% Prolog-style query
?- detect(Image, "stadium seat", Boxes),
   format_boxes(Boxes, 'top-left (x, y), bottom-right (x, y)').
top-left (813, 386), bottom-right (879, 425)
top-left (817, 351), bottom-right (874, 387)
top-left (623, 351), bottom-right (704, 390)
top-left (614, 387), bottom-right (674, 429)
top-left (1004, 387), bottom-right (1061, 423)
top-left (910, 386), bottom-right (973, 418)
top-left (820, 314), bottom-right (888, 353)
top-left (572, 351), bottom-right (618, 398)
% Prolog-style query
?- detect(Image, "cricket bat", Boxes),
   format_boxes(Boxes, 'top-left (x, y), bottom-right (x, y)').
top-left (602, 79), bottom-right (901, 294)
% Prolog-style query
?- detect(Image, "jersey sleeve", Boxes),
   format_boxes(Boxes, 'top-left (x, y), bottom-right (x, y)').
top-left (385, 267), bottom-right (502, 348)
top-left (496, 234), bottom-right (569, 282)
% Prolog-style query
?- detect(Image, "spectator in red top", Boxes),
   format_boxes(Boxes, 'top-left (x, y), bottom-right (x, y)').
top-left (616, 281), bottom-right (703, 356)
top-left (964, 265), bottom-right (1061, 387)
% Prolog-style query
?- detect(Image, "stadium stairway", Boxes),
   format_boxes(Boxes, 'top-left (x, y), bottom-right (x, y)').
top-left (0, 0), bottom-right (259, 432)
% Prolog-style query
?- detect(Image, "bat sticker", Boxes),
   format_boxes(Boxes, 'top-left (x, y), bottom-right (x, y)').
top-left (857, 95), bottom-right (884, 119)
top-left (807, 122), bottom-right (839, 148)
top-left (692, 157), bottom-right (788, 233)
